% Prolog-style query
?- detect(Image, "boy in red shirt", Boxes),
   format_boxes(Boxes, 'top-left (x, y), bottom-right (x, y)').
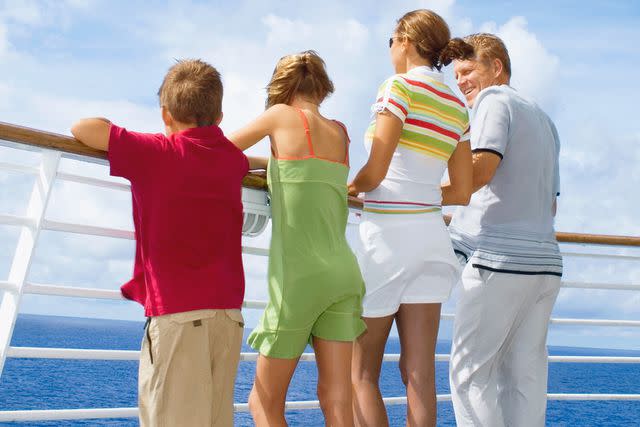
top-left (71, 59), bottom-right (249, 427)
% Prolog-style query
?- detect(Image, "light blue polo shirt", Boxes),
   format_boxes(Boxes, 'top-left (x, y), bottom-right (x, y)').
top-left (449, 85), bottom-right (563, 276)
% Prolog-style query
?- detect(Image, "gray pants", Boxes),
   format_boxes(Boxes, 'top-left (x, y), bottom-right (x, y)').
top-left (449, 264), bottom-right (561, 427)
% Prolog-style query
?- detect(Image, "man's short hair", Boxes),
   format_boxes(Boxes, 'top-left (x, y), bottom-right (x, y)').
top-left (464, 33), bottom-right (511, 77)
top-left (158, 59), bottom-right (223, 127)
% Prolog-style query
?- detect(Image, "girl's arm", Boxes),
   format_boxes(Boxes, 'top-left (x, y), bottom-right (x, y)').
top-left (247, 156), bottom-right (268, 170)
top-left (441, 141), bottom-right (473, 206)
top-left (228, 105), bottom-right (284, 151)
top-left (348, 111), bottom-right (402, 195)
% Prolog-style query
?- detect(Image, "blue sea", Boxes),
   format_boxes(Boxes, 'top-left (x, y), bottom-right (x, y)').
top-left (1, 315), bottom-right (639, 426)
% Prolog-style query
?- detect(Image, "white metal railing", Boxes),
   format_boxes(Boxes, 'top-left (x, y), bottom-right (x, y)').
top-left (1, 131), bottom-right (640, 423)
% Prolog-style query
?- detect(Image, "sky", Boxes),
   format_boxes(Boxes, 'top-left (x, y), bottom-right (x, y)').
top-left (0, 0), bottom-right (639, 350)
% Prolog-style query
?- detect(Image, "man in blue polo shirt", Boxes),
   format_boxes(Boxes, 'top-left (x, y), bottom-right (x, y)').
top-left (445, 34), bottom-right (562, 427)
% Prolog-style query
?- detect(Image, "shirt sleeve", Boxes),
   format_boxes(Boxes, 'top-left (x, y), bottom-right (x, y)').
top-left (470, 94), bottom-right (511, 159)
top-left (108, 124), bottom-right (169, 181)
top-left (460, 109), bottom-right (471, 143)
top-left (371, 76), bottom-right (411, 123)
top-left (549, 120), bottom-right (561, 197)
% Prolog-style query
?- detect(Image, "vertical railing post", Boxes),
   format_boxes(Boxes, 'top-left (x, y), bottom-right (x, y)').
top-left (0, 150), bottom-right (60, 377)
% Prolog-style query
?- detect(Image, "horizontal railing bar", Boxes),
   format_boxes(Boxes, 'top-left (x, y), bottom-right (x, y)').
top-left (2, 394), bottom-right (639, 421)
top-left (561, 281), bottom-right (640, 291)
top-left (556, 232), bottom-right (640, 247)
top-left (7, 347), bottom-right (139, 360)
top-left (16, 280), bottom-right (640, 325)
top-left (0, 121), bottom-right (267, 190)
top-left (9, 347), bottom-right (640, 365)
top-left (0, 122), bottom-right (109, 160)
top-left (0, 213), bottom-right (35, 228)
top-left (57, 172), bottom-right (130, 191)
top-left (242, 246), bottom-right (269, 257)
top-left (549, 318), bottom-right (640, 327)
top-left (20, 279), bottom-right (640, 302)
top-left (547, 393), bottom-right (640, 401)
top-left (243, 300), bottom-right (268, 309)
top-left (0, 161), bottom-right (39, 175)
top-left (547, 356), bottom-right (640, 364)
top-left (561, 251), bottom-right (640, 261)
top-left (0, 408), bottom-right (139, 422)
top-left (23, 283), bottom-right (125, 300)
top-left (42, 219), bottom-right (134, 239)
top-left (0, 280), bottom-right (18, 293)
top-left (22, 284), bottom-right (272, 307)
top-left (39, 220), bottom-right (271, 256)
top-left (16, 279), bottom-right (640, 325)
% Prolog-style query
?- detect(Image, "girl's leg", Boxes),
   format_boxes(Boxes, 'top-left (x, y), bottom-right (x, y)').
top-left (313, 337), bottom-right (356, 427)
top-left (249, 354), bottom-right (299, 427)
top-left (395, 303), bottom-right (441, 427)
top-left (351, 315), bottom-right (395, 427)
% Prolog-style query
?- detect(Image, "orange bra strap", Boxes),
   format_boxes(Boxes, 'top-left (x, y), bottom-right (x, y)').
top-left (333, 120), bottom-right (350, 164)
top-left (296, 108), bottom-right (315, 156)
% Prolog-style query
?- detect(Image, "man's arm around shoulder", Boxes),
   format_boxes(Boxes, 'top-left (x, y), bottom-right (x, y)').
top-left (71, 118), bottom-right (111, 151)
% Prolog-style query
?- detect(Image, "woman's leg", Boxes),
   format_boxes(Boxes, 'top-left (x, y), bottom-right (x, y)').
top-left (395, 303), bottom-right (441, 427)
top-left (313, 337), bottom-right (356, 427)
top-left (249, 354), bottom-right (299, 427)
top-left (352, 315), bottom-right (395, 427)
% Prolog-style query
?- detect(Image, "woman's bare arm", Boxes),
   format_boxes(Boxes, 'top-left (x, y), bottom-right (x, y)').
top-left (441, 141), bottom-right (472, 206)
top-left (348, 111), bottom-right (402, 195)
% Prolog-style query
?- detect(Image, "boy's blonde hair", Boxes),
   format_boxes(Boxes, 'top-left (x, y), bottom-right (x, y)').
top-left (266, 50), bottom-right (334, 108)
top-left (158, 59), bottom-right (223, 127)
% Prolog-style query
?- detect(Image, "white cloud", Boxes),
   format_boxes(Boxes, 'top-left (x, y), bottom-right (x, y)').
top-left (480, 16), bottom-right (560, 108)
top-left (337, 19), bottom-right (369, 53)
top-left (262, 14), bottom-right (312, 46)
top-left (0, 19), bottom-right (8, 56)
top-left (0, 0), bottom-right (43, 26)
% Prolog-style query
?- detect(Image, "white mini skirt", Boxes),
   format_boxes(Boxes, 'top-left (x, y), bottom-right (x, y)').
top-left (356, 212), bottom-right (461, 317)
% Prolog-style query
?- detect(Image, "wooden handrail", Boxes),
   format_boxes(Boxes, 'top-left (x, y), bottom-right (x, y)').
top-left (0, 121), bottom-right (267, 190)
top-left (2, 121), bottom-right (639, 247)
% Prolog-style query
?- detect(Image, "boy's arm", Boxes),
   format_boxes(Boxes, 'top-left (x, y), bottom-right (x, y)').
top-left (71, 118), bottom-right (111, 151)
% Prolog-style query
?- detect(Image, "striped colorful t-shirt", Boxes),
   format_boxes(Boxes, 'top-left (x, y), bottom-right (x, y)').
top-left (363, 66), bottom-right (470, 214)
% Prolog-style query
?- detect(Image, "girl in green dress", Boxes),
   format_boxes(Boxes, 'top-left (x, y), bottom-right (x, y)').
top-left (230, 50), bottom-right (365, 427)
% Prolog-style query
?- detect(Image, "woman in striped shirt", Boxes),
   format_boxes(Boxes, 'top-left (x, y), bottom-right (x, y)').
top-left (349, 9), bottom-right (473, 427)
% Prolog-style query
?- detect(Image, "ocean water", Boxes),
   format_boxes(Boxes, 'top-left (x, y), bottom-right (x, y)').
top-left (0, 314), bottom-right (639, 426)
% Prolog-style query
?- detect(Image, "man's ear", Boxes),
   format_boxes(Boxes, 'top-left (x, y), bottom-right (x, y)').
top-left (216, 112), bottom-right (223, 126)
top-left (492, 58), bottom-right (504, 79)
top-left (161, 106), bottom-right (173, 127)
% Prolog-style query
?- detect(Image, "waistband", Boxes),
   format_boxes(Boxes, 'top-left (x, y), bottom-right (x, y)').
top-left (363, 199), bottom-right (442, 214)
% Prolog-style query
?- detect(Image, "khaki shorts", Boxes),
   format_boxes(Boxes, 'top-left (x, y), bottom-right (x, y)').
top-left (138, 309), bottom-right (244, 427)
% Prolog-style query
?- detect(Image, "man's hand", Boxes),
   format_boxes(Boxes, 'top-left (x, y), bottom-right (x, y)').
top-left (71, 118), bottom-right (111, 151)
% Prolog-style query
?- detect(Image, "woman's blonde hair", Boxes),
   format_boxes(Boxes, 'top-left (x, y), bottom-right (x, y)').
top-left (266, 50), bottom-right (334, 108)
top-left (395, 9), bottom-right (474, 71)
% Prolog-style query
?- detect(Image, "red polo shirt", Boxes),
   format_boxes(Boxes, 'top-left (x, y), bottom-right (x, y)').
top-left (108, 124), bottom-right (249, 316)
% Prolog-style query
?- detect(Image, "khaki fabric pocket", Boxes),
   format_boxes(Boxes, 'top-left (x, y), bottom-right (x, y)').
top-left (224, 309), bottom-right (245, 327)
top-left (163, 309), bottom-right (219, 325)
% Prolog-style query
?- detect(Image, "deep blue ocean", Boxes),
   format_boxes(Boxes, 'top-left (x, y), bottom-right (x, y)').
top-left (0, 314), bottom-right (639, 426)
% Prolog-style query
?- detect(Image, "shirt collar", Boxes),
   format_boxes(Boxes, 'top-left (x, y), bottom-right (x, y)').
top-left (175, 125), bottom-right (223, 139)
top-left (407, 66), bottom-right (444, 82)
